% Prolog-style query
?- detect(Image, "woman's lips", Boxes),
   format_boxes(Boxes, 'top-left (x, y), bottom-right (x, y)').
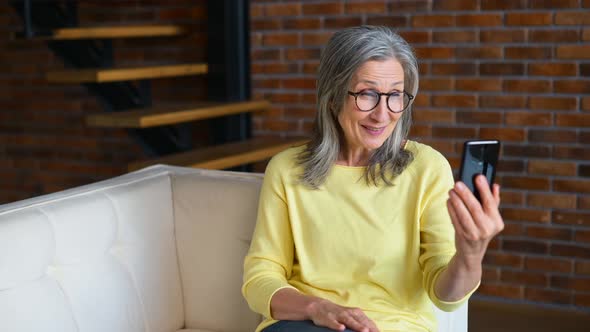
top-left (361, 125), bottom-right (385, 136)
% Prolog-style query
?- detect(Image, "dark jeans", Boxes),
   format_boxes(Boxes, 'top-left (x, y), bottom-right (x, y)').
top-left (262, 320), bottom-right (356, 332)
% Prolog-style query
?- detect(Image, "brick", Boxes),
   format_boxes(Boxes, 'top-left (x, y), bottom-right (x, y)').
top-left (265, 92), bottom-right (301, 104)
top-left (551, 276), bottom-right (590, 292)
top-left (483, 252), bottom-right (523, 268)
top-left (480, 127), bottom-right (526, 141)
top-left (525, 256), bottom-right (573, 273)
top-left (576, 261), bottom-right (590, 275)
top-left (482, 267), bottom-right (500, 282)
top-left (431, 63), bottom-right (477, 75)
top-left (455, 47), bottom-right (503, 59)
top-left (387, 0), bottom-right (430, 12)
top-left (500, 191), bottom-right (525, 205)
top-left (503, 79), bottom-right (551, 93)
top-left (506, 13), bottom-right (553, 26)
top-left (530, 0), bottom-right (580, 8)
top-left (556, 114), bottom-right (590, 127)
top-left (302, 32), bottom-right (333, 46)
top-left (283, 18), bottom-right (321, 30)
top-left (525, 288), bottom-right (572, 305)
top-left (528, 63), bottom-right (577, 76)
top-left (285, 48), bottom-right (321, 61)
top-left (577, 230), bottom-right (590, 243)
top-left (477, 284), bottom-right (524, 300)
top-left (580, 196), bottom-right (590, 209)
top-left (526, 225), bottom-right (573, 241)
top-left (302, 62), bottom-right (319, 75)
top-left (456, 14), bottom-right (503, 27)
top-left (413, 109), bottom-right (454, 123)
top-left (480, 29), bottom-right (526, 43)
top-left (552, 244), bottom-right (590, 259)
top-left (415, 47), bottom-right (454, 59)
top-left (581, 164), bottom-right (590, 177)
top-left (432, 95), bottom-right (477, 108)
top-left (420, 78), bottom-right (453, 91)
top-left (503, 144), bottom-right (551, 158)
top-left (366, 16), bottom-right (408, 28)
top-left (581, 64), bottom-right (590, 76)
top-left (557, 45), bottom-right (590, 59)
top-left (527, 193), bottom-right (577, 209)
top-left (504, 239), bottom-right (549, 254)
top-left (413, 94), bottom-right (430, 107)
top-left (584, 97), bottom-right (590, 111)
top-left (456, 78), bottom-right (502, 92)
top-left (501, 207), bottom-right (551, 223)
top-left (456, 111), bottom-right (503, 124)
top-left (553, 147), bottom-right (590, 161)
top-left (553, 211), bottom-right (590, 227)
top-left (281, 78), bottom-right (315, 90)
top-left (528, 160), bottom-right (576, 176)
top-left (433, 0), bottom-right (478, 10)
top-left (432, 31), bottom-right (477, 43)
top-left (501, 176), bottom-right (550, 191)
top-left (409, 124), bottom-right (432, 137)
top-left (482, 0), bottom-right (527, 10)
top-left (497, 160), bottom-right (525, 173)
top-left (431, 127), bottom-right (477, 139)
top-left (501, 270), bottom-right (548, 287)
top-left (574, 294), bottom-right (590, 307)
top-left (251, 19), bottom-right (282, 30)
top-left (529, 97), bottom-right (577, 111)
top-left (252, 63), bottom-right (298, 75)
top-left (285, 107), bottom-right (317, 118)
top-left (480, 63), bottom-right (525, 76)
top-left (345, 2), bottom-right (387, 14)
top-left (505, 47), bottom-right (552, 59)
top-left (324, 17), bottom-right (363, 29)
top-left (254, 78), bottom-right (280, 89)
top-left (554, 80), bottom-right (590, 94)
top-left (528, 29), bottom-right (580, 43)
top-left (262, 33), bottom-right (299, 46)
top-left (554, 179), bottom-right (590, 193)
top-left (555, 12), bottom-right (590, 25)
top-left (265, 3), bottom-right (301, 16)
top-left (585, 29), bottom-right (590, 41)
top-left (412, 15), bottom-right (454, 28)
top-left (480, 95), bottom-right (526, 109)
top-left (302, 2), bottom-right (343, 15)
top-left (528, 129), bottom-right (577, 143)
top-left (398, 31), bottom-right (430, 44)
top-left (505, 112), bottom-right (552, 126)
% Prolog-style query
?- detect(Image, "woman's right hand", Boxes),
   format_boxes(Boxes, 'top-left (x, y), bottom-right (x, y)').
top-left (306, 299), bottom-right (380, 332)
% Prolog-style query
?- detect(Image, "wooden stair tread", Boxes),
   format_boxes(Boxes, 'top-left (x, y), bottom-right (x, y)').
top-left (128, 137), bottom-right (309, 171)
top-left (86, 100), bottom-right (270, 128)
top-left (35, 24), bottom-right (184, 40)
top-left (46, 63), bottom-right (207, 83)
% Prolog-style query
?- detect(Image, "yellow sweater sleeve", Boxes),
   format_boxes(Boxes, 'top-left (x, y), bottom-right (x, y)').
top-left (241, 155), bottom-right (298, 319)
top-left (418, 154), bottom-right (478, 312)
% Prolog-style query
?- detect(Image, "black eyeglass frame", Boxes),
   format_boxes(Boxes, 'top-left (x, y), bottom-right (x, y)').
top-left (347, 90), bottom-right (415, 113)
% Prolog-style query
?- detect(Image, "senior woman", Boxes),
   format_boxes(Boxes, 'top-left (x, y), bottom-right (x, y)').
top-left (242, 26), bottom-right (504, 332)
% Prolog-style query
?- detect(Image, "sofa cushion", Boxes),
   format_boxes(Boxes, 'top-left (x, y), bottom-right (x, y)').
top-left (173, 171), bottom-right (264, 332)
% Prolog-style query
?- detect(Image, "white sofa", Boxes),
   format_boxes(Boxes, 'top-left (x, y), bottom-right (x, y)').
top-left (0, 165), bottom-right (467, 332)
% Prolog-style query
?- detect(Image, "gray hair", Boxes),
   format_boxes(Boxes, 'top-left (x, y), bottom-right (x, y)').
top-left (297, 25), bottom-right (418, 188)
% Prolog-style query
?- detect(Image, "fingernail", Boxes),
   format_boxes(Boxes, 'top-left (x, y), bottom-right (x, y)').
top-left (456, 182), bottom-right (466, 191)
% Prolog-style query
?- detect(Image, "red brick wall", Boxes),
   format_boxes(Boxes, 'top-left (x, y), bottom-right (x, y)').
top-left (0, 0), bottom-right (207, 203)
top-left (250, 0), bottom-right (590, 310)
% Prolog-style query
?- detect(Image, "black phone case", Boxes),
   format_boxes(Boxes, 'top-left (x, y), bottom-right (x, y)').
top-left (458, 140), bottom-right (500, 202)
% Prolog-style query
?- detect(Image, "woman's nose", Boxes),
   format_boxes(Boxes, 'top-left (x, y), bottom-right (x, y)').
top-left (369, 97), bottom-right (390, 122)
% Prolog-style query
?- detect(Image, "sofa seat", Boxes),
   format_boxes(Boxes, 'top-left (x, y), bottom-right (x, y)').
top-left (0, 165), bottom-right (466, 332)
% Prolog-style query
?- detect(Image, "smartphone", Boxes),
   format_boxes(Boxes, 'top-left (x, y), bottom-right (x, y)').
top-left (458, 140), bottom-right (500, 202)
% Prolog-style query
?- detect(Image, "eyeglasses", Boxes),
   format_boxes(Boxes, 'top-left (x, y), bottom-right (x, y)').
top-left (347, 89), bottom-right (414, 113)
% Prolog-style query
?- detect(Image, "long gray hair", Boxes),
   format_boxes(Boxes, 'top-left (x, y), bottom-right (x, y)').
top-left (297, 25), bottom-right (418, 188)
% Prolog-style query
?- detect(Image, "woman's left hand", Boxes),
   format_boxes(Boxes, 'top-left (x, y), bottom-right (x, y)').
top-left (447, 174), bottom-right (504, 267)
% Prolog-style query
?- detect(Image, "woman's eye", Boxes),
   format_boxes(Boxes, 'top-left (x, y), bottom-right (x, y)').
top-left (359, 90), bottom-right (378, 97)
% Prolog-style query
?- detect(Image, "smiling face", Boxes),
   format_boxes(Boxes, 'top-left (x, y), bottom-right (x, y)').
top-left (337, 58), bottom-right (405, 164)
